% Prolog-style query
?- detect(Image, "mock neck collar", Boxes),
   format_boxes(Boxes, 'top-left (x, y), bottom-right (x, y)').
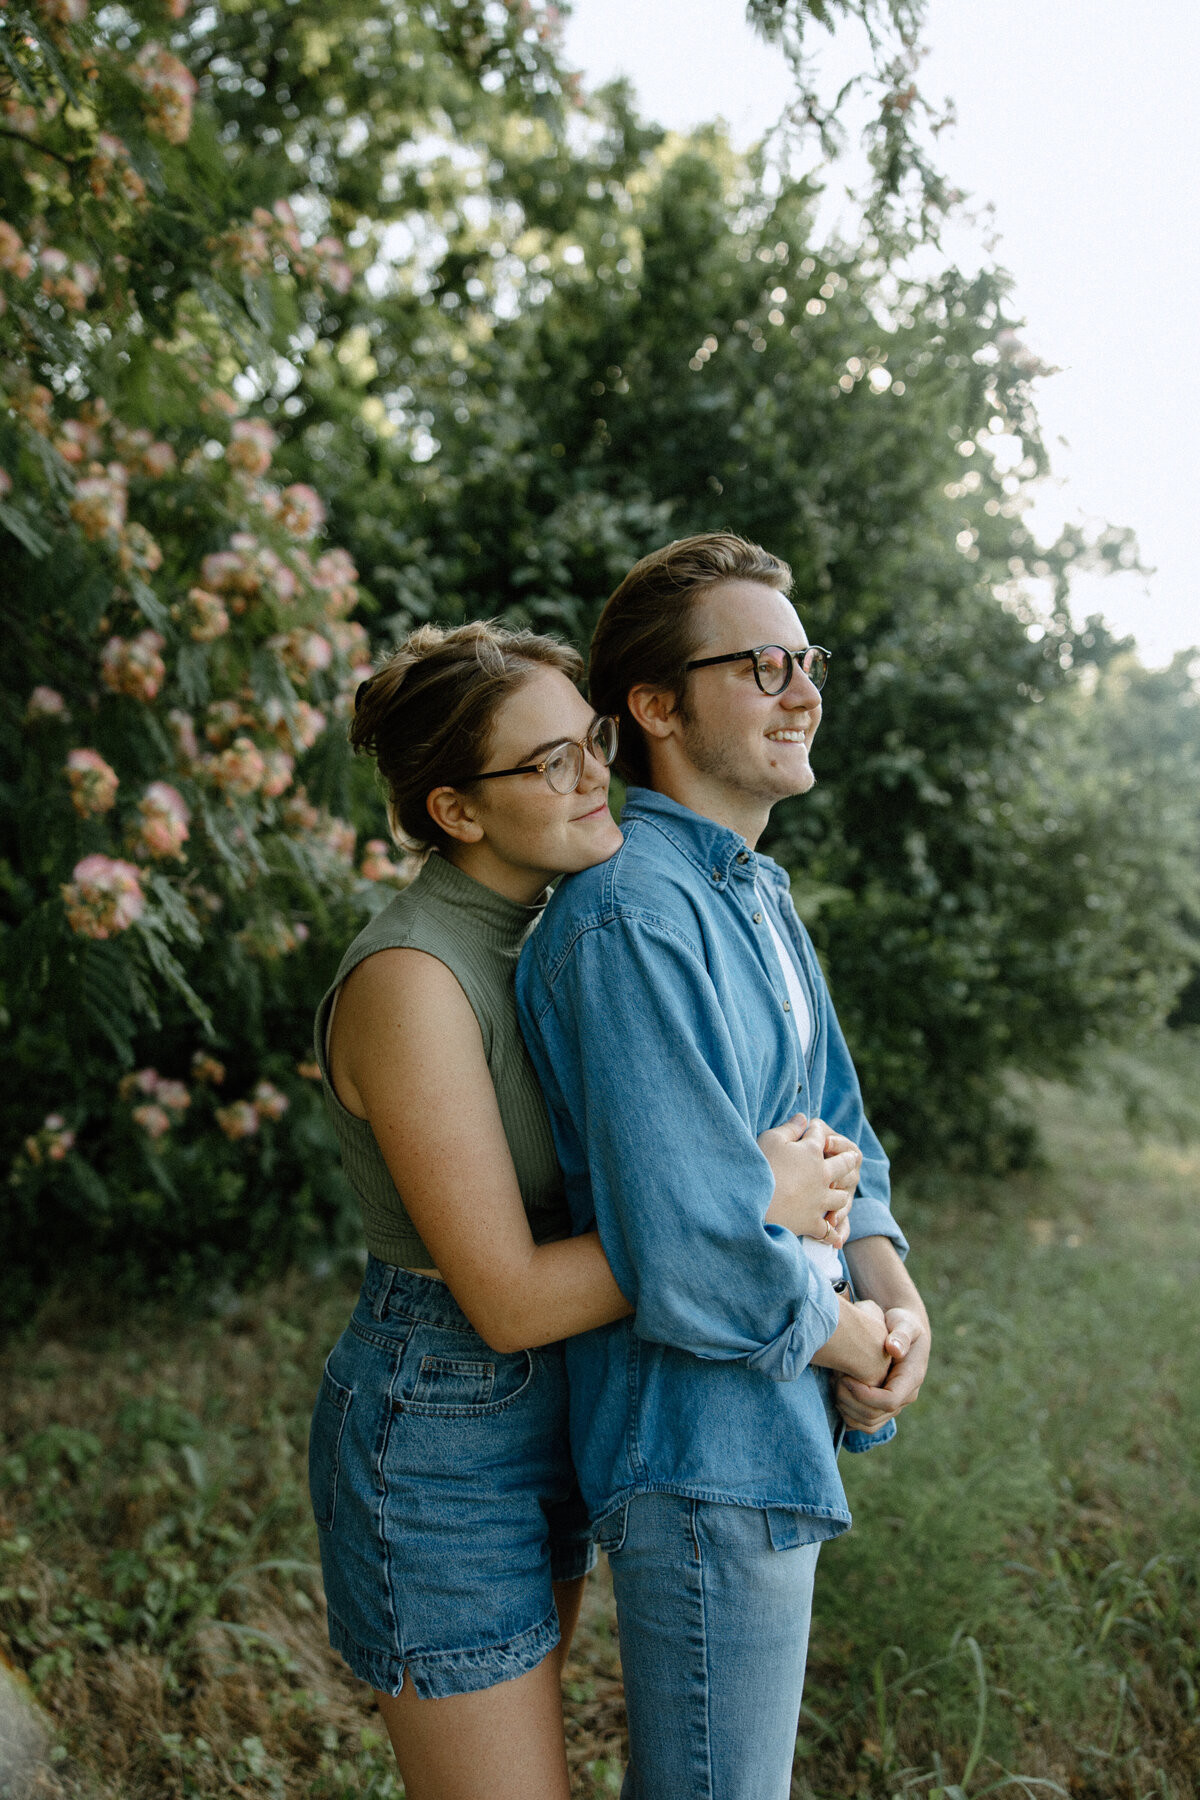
top-left (415, 851), bottom-right (547, 948)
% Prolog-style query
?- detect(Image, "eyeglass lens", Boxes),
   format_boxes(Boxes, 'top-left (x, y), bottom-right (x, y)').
top-left (754, 646), bottom-right (829, 695)
top-left (543, 716), bottom-right (618, 793)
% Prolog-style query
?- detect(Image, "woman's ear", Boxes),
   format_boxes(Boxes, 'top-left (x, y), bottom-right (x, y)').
top-left (426, 785), bottom-right (485, 845)
top-left (626, 683), bottom-right (680, 741)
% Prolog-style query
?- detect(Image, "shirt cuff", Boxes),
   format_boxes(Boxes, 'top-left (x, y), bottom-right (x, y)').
top-left (845, 1197), bottom-right (909, 1257)
top-left (843, 1418), bottom-right (898, 1453)
top-left (744, 1259), bottom-right (840, 1382)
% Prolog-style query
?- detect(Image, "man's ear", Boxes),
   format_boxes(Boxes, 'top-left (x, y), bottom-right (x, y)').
top-left (426, 785), bottom-right (484, 845)
top-left (626, 683), bottom-right (680, 741)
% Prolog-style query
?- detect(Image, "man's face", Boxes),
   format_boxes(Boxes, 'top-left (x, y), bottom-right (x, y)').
top-left (676, 579), bottom-right (823, 814)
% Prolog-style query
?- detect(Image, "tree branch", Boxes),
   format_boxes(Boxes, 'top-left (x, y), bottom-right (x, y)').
top-left (0, 125), bottom-right (79, 168)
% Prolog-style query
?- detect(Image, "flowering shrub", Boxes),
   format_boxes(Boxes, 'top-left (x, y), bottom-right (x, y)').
top-left (0, 0), bottom-right (468, 1312)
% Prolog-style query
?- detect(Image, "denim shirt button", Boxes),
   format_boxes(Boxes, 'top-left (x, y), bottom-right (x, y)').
top-left (752, 911), bottom-right (763, 923)
top-left (736, 851), bottom-right (750, 864)
top-left (783, 1000), bottom-right (791, 1012)
top-left (712, 867), bottom-right (722, 883)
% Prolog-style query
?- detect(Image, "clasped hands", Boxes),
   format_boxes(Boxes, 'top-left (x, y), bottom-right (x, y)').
top-left (758, 1111), bottom-right (927, 1432)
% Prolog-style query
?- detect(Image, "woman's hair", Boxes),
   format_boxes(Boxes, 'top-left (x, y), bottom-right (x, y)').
top-left (588, 532), bottom-right (793, 787)
top-left (351, 621), bottom-right (584, 852)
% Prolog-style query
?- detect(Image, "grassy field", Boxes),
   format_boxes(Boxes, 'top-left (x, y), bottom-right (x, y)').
top-left (1, 1038), bottom-right (1198, 1799)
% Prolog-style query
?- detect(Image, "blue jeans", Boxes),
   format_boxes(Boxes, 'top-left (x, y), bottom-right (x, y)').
top-left (597, 1493), bottom-right (820, 1800)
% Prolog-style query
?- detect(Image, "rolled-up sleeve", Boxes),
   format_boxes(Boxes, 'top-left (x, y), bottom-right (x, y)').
top-left (519, 914), bottom-right (840, 1380)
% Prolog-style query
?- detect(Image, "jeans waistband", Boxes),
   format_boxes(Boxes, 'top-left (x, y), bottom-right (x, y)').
top-left (360, 1253), bottom-right (474, 1332)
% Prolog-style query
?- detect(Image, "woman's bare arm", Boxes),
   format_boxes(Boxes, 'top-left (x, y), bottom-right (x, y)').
top-left (332, 947), bottom-right (631, 1353)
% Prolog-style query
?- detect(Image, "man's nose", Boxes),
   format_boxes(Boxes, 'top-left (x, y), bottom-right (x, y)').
top-left (783, 663), bottom-right (823, 707)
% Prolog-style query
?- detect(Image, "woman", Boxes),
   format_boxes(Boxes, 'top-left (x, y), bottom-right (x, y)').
top-left (308, 621), bottom-right (861, 1800)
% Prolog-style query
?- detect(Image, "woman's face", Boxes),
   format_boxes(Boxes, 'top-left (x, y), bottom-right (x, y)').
top-left (442, 666), bottom-right (624, 890)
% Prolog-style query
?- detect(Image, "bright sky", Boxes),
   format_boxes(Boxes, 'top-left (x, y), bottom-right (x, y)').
top-left (562, 0), bottom-right (1199, 668)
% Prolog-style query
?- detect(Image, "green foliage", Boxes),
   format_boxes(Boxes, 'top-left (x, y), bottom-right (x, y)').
top-left (3, 0), bottom-right (1198, 1311)
top-left (1, 1059), bottom-right (1197, 1796)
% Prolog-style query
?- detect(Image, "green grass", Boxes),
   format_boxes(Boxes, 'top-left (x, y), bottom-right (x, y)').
top-left (1, 1036), bottom-right (1198, 1798)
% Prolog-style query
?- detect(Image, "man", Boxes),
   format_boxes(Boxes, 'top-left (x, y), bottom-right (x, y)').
top-left (516, 533), bottom-right (930, 1800)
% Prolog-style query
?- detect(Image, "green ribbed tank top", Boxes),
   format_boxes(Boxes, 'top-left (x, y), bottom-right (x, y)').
top-left (314, 851), bottom-right (569, 1269)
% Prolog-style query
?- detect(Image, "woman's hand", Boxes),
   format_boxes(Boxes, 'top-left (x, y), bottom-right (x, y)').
top-left (760, 1114), bottom-right (861, 1245)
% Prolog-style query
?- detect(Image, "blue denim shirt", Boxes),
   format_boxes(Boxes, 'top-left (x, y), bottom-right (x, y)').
top-left (516, 788), bottom-right (908, 1538)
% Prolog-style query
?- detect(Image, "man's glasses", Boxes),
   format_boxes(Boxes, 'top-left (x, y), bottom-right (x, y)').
top-left (463, 714), bottom-right (619, 795)
top-left (684, 644), bottom-right (832, 696)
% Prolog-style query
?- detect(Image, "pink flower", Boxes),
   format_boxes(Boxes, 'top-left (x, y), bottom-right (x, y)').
top-left (282, 790), bottom-right (319, 833)
top-left (66, 747), bottom-right (119, 815)
top-left (321, 816), bottom-right (356, 861)
top-left (131, 45), bottom-right (197, 145)
top-left (212, 735), bottom-right (266, 798)
top-left (118, 1067), bottom-right (161, 1101)
top-left (154, 1079), bottom-right (191, 1115)
top-left (135, 781), bottom-right (190, 860)
top-left (215, 1099), bottom-right (259, 1140)
top-left (263, 698), bottom-right (326, 753)
top-left (227, 418), bottom-right (277, 478)
top-left (100, 630), bottom-right (166, 702)
top-left (313, 237), bottom-right (354, 296)
top-left (117, 522), bottom-right (163, 575)
top-left (186, 587), bottom-right (230, 642)
top-left (278, 483), bottom-right (325, 540)
top-left (168, 708), bottom-right (200, 764)
top-left (23, 1113), bottom-right (76, 1164)
top-left (14, 385), bottom-right (53, 435)
top-left (26, 686), bottom-right (69, 723)
top-left (62, 854), bottom-right (145, 938)
top-left (237, 913), bottom-right (309, 958)
top-left (38, 0), bottom-right (89, 23)
top-left (191, 1051), bottom-right (226, 1085)
top-left (360, 838), bottom-right (410, 883)
top-left (141, 441), bottom-right (175, 478)
top-left (70, 470), bottom-right (127, 541)
top-left (252, 1079), bottom-right (288, 1121)
top-left (204, 699), bottom-right (253, 747)
top-left (328, 619), bottom-right (370, 660)
top-left (132, 1102), bottom-right (172, 1140)
top-left (88, 134), bottom-right (146, 207)
top-left (259, 747), bottom-right (294, 798)
top-left (270, 627), bottom-right (333, 683)
top-left (200, 548), bottom-right (258, 597)
top-left (0, 222), bottom-right (34, 281)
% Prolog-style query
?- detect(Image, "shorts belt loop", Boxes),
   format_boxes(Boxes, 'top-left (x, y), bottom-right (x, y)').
top-left (371, 1264), bottom-right (397, 1321)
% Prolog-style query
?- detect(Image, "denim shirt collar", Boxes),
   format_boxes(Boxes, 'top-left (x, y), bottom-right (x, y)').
top-left (620, 786), bottom-right (789, 896)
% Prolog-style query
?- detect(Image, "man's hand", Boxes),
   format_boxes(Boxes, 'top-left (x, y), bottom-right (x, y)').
top-left (833, 1305), bottom-right (929, 1433)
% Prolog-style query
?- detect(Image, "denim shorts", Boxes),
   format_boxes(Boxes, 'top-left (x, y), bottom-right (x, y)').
top-left (308, 1256), bottom-right (596, 1699)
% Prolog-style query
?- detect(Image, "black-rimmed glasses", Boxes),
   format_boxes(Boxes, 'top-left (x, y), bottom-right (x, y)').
top-left (684, 644), bottom-right (832, 695)
top-left (463, 714), bottom-right (619, 795)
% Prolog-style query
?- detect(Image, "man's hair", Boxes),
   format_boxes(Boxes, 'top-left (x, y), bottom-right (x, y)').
top-left (589, 532), bottom-right (793, 787)
top-left (351, 621), bottom-right (582, 852)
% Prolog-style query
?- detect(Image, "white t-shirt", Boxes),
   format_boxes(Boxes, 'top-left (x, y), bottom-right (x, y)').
top-left (761, 900), bottom-right (843, 1282)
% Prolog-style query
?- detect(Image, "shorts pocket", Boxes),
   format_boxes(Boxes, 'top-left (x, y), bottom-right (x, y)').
top-left (308, 1361), bottom-right (353, 1532)
top-left (595, 1503), bottom-right (628, 1557)
top-left (410, 1355), bottom-right (495, 1409)
top-left (395, 1339), bottom-right (534, 1417)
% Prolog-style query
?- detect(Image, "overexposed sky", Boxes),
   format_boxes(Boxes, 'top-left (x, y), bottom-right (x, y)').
top-left (562, 0), bottom-right (1199, 668)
